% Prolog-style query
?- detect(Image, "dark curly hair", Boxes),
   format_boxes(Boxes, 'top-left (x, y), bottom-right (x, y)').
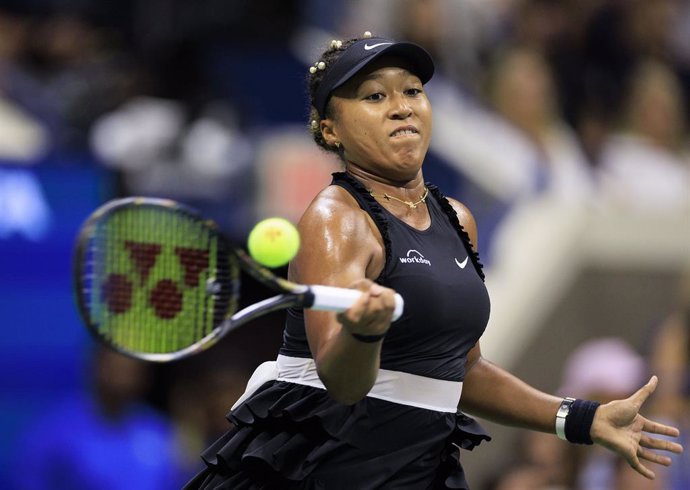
top-left (307, 37), bottom-right (359, 156)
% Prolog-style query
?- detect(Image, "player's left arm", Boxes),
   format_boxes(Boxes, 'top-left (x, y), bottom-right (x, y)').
top-left (460, 342), bottom-right (563, 431)
top-left (462, 343), bottom-right (682, 477)
top-left (452, 197), bottom-right (683, 478)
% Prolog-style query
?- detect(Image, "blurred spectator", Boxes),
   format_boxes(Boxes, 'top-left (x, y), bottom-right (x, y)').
top-left (482, 430), bottom-right (572, 490)
top-left (166, 353), bottom-right (253, 480)
top-left (0, 5), bottom-right (49, 161)
top-left (342, 0), bottom-right (510, 91)
top-left (163, 317), bottom-right (285, 481)
top-left (0, 4), bottom-right (144, 157)
top-left (558, 337), bottom-right (648, 404)
top-left (89, 96), bottom-right (255, 235)
top-left (669, 1), bottom-right (690, 118)
top-left (484, 46), bottom-right (594, 203)
top-left (482, 463), bottom-right (553, 490)
top-left (596, 60), bottom-right (689, 212)
top-left (521, 431), bottom-right (572, 489)
top-left (253, 127), bottom-right (340, 223)
top-left (89, 96), bottom-right (253, 190)
top-left (27, 14), bottom-right (142, 151)
top-left (505, 0), bottom-right (689, 163)
top-left (11, 346), bottom-right (184, 489)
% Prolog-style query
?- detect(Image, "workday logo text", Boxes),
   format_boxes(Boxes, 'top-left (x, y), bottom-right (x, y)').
top-left (399, 249), bottom-right (431, 266)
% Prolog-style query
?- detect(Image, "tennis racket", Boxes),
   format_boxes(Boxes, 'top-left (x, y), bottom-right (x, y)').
top-left (73, 197), bottom-right (404, 362)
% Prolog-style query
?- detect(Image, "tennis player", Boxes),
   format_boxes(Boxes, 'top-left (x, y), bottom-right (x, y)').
top-left (184, 33), bottom-right (683, 489)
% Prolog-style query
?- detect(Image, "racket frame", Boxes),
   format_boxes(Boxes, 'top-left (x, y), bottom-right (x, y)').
top-left (74, 198), bottom-right (313, 362)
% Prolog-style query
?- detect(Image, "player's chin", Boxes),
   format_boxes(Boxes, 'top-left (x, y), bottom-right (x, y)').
top-left (391, 142), bottom-right (427, 163)
top-left (389, 153), bottom-right (425, 176)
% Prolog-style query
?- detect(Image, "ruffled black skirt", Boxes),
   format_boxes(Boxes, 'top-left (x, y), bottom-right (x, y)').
top-left (184, 381), bottom-right (490, 490)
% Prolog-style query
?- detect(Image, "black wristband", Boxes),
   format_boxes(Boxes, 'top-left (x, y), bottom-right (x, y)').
top-left (350, 332), bottom-right (386, 343)
top-left (564, 399), bottom-right (600, 445)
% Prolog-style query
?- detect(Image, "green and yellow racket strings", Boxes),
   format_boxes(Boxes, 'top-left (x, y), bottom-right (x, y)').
top-left (88, 206), bottom-right (221, 353)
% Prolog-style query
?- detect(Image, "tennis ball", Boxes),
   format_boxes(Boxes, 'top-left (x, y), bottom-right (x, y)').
top-left (247, 217), bottom-right (300, 268)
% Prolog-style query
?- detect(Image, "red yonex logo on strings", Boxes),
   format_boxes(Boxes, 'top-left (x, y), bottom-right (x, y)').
top-left (100, 240), bottom-right (209, 319)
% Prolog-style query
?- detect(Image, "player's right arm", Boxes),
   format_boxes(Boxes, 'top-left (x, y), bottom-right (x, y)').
top-left (288, 186), bottom-right (397, 405)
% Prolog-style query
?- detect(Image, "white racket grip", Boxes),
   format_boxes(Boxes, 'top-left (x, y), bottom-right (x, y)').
top-left (308, 285), bottom-right (404, 321)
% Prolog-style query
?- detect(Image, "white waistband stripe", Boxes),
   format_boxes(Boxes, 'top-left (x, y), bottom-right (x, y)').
top-left (232, 355), bottom-right (462, 413)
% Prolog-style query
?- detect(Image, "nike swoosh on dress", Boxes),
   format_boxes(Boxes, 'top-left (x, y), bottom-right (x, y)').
top-left (454, 257), bottom-right (469, 269)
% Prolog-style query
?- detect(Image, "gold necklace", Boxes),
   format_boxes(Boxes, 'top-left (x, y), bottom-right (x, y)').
top-left (369, 187), bottom-right (429, 209)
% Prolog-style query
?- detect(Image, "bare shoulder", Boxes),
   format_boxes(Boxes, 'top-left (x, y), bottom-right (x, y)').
top-left (446, 197), bottom-right (479, 250)
top-left (298, 185), bottom-right (371, 236)
top-left (291, 185), bottom-right (384, 283)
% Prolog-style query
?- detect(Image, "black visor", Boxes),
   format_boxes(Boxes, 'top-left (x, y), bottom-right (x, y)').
top-left (313, 37), bottom-right (435, 119)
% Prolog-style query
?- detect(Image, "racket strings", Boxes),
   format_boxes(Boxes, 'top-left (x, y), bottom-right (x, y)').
top-left (81, 205), bottom-right (236, 355)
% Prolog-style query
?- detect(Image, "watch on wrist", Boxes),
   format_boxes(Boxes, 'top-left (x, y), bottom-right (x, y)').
top-left (555, 397), bottom-right (576, 441)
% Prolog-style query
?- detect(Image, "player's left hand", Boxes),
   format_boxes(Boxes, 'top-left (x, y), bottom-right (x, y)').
top-left (590, 376), bottom-right (684, 479)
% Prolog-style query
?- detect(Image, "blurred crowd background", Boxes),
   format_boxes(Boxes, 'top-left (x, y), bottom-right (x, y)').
top-left (0, 0), bottom-right (688, 489)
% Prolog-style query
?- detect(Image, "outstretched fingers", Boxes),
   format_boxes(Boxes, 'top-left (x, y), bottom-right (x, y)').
top-left (639, 433), bottom-right (684, 454)
top-left (637, 445), bottom-right (673, 467)
top-left (595, 376), bottom-right (685, 480)
top-left (630, 409), bottom-right (685, 478)
top-left (641, 416), bottom-right (681, 438)
top-left (628, 454), bottom-right (656, 480)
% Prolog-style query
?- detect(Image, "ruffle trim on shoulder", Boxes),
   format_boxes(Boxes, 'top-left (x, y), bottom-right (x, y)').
top-left (427, 185), bottom-right (485, 281)
top-left (438, 412), bottom-right (492, 489)
top-left (331, 172), bottom-right (392, 279)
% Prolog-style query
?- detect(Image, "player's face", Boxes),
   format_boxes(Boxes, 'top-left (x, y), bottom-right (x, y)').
top-left (323, 57), bottom-right (432, 181)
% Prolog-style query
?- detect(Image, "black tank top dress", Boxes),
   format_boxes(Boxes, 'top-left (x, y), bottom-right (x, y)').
top-left (185, 172), bottom-right (492, 490)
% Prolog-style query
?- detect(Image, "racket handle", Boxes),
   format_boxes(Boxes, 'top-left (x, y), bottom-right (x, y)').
top-left (308, 285), bottom-right (404, 322)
